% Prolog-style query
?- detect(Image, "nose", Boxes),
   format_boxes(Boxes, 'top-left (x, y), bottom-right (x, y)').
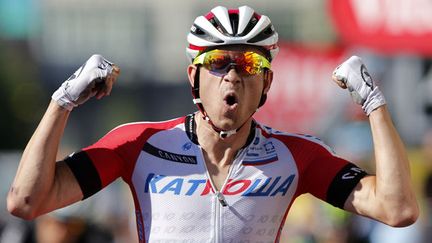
top-left (223, 66), bottom-right (241, 84)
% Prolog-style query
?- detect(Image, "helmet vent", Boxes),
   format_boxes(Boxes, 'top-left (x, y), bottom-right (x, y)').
top-left (210, 17), bottom-right (230, 36)
top-left (238, 16), bottom-right (258, 37)
top-left (229, 13), bottom-right (239, 36)
top-left (264, 25), bottom-right (274, 34)
top-left (192, 25), bottom-right (205, 35)
top-left (191, 24), bottom-right (224, 44)
top-left (247, 25), bottom-right (275, 43)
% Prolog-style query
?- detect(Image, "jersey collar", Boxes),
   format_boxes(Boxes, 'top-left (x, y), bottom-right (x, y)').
top-left (185, 113), bottom-right (256, 149)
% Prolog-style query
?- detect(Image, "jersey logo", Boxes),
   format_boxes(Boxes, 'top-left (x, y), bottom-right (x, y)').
top-left (327, 164), bottom-right (368, 208)
top-left (144, 173), bottom-right (296, 197)
top-left (143, 142), bottom-right (197, 164)
top-left (342, 167), bottom-right (365, 180)
top-left (243, 141), bottom-right (279, 166)
top-left (182, 142), bottom-right (192, 151)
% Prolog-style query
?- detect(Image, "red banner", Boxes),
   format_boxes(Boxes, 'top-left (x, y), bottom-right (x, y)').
top-left (329, 0), bottom-right (432, 56)
top-left (255, 43), bottom-right (348, 134)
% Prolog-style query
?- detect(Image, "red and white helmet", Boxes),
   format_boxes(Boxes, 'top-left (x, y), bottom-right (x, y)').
top-left (186, 5), bottom-right (279, 62)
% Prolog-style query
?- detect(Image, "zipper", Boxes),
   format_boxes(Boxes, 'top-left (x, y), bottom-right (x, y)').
top-left (214, 192), bottom-right (227, 242)
top-left (213, 190), bottom-right (230, 242)
top-left (208, 170), bottom-right (232, 243)
top-left (198, 147), bottom-right (246, 243)
top-left (213, 192), bottom-right (220, 243)
top-left (216, 191), bottom-right (228, 207)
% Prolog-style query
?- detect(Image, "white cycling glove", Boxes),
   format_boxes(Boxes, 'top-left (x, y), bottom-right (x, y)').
top-left (333, 56), bottom-right (386, 116)
top-left (52, 54), bottom-right (114, 111)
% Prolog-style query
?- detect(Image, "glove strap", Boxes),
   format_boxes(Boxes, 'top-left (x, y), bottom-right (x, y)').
top-left (52, 85), bottom-right (77, 111)
top-left (362, 86), bottom-right (386, 116)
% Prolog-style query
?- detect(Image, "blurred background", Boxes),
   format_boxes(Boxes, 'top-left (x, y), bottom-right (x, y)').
top-left (1, 0), bottom-right (431, 242)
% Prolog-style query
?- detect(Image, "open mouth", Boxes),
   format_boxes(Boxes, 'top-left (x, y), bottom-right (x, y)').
top-left (224, 93), bottom-right (239, 107)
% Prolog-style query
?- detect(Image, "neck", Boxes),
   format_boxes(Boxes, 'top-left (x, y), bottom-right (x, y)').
top-left (195, 113), bottom-right (252, 165)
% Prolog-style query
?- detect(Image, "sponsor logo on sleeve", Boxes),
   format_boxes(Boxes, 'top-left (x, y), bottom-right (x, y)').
top-left (143, 142), bottom-right (197, 164)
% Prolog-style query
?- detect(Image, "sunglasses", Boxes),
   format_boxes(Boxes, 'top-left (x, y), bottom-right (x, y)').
top-left (193, 49), bottom-right (271, 77)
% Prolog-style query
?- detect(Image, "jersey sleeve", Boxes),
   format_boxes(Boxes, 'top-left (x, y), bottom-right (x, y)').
top-left (64, 123), bottom-right (150, 199)
top-left (283, 134), bottom-right (367, 209)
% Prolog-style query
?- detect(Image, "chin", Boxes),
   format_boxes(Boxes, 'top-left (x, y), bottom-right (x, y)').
top-left (216, 120), bottom-right (236, 130)
top-left (218, 114), bottom-right (251, 130)
top-left (210, 108), bottom-right (250, 129)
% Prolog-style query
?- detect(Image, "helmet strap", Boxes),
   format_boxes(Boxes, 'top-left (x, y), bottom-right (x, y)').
top-left (258, 69), bottom-right (271, 107)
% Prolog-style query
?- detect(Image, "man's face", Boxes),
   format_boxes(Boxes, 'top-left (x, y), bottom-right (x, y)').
top-left (188, 45), bottom-right (273, 131)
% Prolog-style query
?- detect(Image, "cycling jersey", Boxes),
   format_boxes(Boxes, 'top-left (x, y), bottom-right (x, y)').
top-left (65, 114), bottom-right (367, 243)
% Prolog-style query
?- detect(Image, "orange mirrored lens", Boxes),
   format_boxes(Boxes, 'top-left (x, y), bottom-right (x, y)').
top-left (193, 50), bottom-right (270, 76)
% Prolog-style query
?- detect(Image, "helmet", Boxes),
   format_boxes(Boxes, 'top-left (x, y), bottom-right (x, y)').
top-left (186, 5), bottom-right (279, 62)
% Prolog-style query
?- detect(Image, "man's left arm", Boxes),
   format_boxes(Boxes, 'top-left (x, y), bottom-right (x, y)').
top-left (343, 105), bottom-right (419, 227)
top-left (333, 56), bottom-right (419, 227)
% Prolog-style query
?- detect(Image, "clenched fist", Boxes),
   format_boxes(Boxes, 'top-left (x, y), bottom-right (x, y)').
top-left (52, 54), bottom-right (120, 111)
top-left (332, 56), bottom-right (386, 116)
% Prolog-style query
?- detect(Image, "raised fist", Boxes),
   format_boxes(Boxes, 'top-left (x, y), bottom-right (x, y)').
top-left (332, 56), bottom-right (386, 116)
top-left (52, 54), bottom-right (120, 111)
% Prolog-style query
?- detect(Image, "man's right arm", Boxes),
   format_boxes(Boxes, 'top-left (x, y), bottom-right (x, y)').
top-left (7, 54), bottom-right (120, 220)
top-left (7, 101), bottom-right (83, 220)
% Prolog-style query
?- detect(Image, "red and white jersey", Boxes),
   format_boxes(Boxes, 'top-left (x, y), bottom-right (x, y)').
top-left (65, 114), bottom-right (366, 243)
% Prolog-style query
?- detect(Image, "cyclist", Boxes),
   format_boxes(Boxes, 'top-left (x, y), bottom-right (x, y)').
top-left (7, 5), bottom-right (418, 242)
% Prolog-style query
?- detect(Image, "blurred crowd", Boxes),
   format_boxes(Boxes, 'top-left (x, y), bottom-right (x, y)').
top-left (1, 0), bottom-right (432, 242)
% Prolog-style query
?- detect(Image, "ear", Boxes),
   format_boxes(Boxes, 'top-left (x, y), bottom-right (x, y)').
top-left (263, 69), bottom-right (273, 94)
top-left (187, 64), bottom-right (198, 87)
